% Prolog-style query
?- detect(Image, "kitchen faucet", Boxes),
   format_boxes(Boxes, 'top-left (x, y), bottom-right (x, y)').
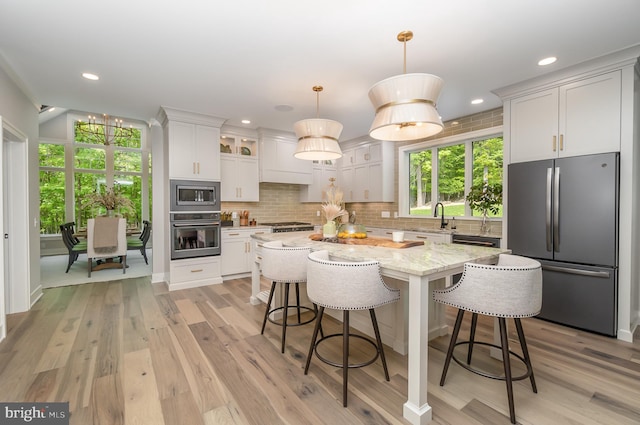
top-left (434, 202), bottom-right (448, 229)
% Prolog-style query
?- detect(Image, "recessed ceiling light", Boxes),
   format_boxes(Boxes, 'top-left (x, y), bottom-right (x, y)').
top-left (471, 98), bottom-right (484, 105)
top-left (82, 72), bottom-right (99, 80)
top-left (538, 57), bottom-right (557, 66)
top-left (241, 119), bottom-right (251, 124)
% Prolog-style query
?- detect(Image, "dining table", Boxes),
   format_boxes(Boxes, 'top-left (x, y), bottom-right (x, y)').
top-left (250, 230), bottom-right (510, 425)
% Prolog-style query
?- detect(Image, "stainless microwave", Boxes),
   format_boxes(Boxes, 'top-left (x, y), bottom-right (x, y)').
top-left (170, 179), bottom-right (220, 212)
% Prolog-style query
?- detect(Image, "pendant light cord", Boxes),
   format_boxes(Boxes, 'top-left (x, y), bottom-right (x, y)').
top-left (313, 85), bottom-right (323, 118)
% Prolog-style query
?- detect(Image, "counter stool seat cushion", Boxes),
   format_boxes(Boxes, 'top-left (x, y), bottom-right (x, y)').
top-left (433, 253), bottom-right (542, 424)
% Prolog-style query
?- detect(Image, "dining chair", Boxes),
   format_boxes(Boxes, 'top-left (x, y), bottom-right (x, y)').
top-left (127, 220), bottom-right (151, 264)
top-left (87, 217), bottom-right (127, 277)
top-left (60, 222), bottom-right (87, 273)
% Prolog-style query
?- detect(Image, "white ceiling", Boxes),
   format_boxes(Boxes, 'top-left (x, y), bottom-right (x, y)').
top-left (1, 0), bottom-right (639, 141)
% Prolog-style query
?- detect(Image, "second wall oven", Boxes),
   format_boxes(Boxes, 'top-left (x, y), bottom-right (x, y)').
top-left (170, 212), bottom-right (221, 260)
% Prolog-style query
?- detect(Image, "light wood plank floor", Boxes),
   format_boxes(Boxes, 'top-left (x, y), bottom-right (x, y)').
top-left (1, 276), bottom-right (639, 424)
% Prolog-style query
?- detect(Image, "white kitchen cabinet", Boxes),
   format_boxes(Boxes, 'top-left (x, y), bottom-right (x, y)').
top-left (338, 148), bottom-right (355, 201)
top-left (168, 122), bottom-right (221, 180)
top-left (169, 256), bottom-right (222, 290)
top-left (299, 159), bottom-right (338, 203)
top-left (365, 227), bottom-right (389, 238)
top-left (159, 107), bottom-right (225, 181)
top-left (258, 129), bottom-right (313, 184)
top-left (404, 230), bottom-right (451, 244)
top-left (220, 133), bottom-right (259, 202)
top-left (339, 140), bottom-right (394, 202)
top-left (508, 70), bottom-right (621, 163)
top-left (221, 228), bottom-right (269, 278)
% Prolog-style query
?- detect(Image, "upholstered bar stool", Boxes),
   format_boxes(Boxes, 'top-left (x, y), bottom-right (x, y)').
top-left (304, 249), bottom-right (400, 407)
top-left (433, 253), bottom-right (542, 424)
top-left (260, 240), bottom-right (318, 354)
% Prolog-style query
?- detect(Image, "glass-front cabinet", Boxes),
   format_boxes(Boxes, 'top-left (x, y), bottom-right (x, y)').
top-left (220, 132), bottom-right (259, 202)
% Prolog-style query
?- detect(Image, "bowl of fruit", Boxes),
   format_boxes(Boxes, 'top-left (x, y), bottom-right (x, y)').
top-left (337, 223), bottom-right (367, 239)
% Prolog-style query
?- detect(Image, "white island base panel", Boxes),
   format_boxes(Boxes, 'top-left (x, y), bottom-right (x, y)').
top-left (250, 231), bottom-right (508, 425)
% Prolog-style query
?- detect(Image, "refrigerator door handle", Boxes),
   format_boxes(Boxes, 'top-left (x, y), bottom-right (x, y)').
top-left (546, 167), bottom-right (553, 252)
top-left (553, 166), bottom-right (560, 252)
top-left (543, 264), bottom-right (611, 278)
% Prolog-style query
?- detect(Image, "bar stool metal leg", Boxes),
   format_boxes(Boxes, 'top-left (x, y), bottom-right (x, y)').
top-left (499, 317), bottom-right (516, 424)
top-left (343, 310), bottom-right (349, 407)
top-left (261, 282), bottom-right (277, 335)
top-left (295, 282), bottom-right (302, 323)
top-left (369, 309), bottom-right (390, 381)
top-left (467, 312), bottom-right (478, 364)
top-left (440, 309), bottom-right (465, 386)
top-left (515, 318), bottom-right (537, 393)
top-left (281, 282), bottom-right (290, 353)
top-left (304, 306), bottom-right (325, 375)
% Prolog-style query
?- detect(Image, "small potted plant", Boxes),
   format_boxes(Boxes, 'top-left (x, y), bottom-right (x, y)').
top-left (83, 184), bottom-right (134, 217)
top-left (466, 182), bottom-right (503, 234)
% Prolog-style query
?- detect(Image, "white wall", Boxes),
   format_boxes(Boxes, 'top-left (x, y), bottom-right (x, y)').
top-left (0, 61), bottom-right (42, 310)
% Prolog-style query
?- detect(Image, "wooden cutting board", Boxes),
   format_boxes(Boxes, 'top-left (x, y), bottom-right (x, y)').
top-left (308, 234), bottom-right (424, 249)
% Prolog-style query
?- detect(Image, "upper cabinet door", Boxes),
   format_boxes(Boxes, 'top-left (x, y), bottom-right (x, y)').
top-left (168, 121), bottom-right (220, 180)
top-left (509, 88), bottom-right (559, 163)
top-left (195, 125), bottom-right (221, 181)
top-left (559, 70), bottom-right (621, 158)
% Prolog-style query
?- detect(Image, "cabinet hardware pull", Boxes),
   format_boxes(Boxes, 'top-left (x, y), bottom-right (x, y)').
top-left (416, 235), bottom-right (427, 239)
top-left (255, 231), bottom-right (264, 234)
top-left (239, 187), bottom-right (242, 198)
top-left (191, 269), bottom-right (203, 273)
top-left (257, 255), bottom-right (262, 260)
top-left (197, 162), bottom-right (200, 174)
top-left (552, 135), bottom-right (557, 152)
top-left (229, 233), bottom-right (240, 236)
top-left (559, 134), bottom-right (564, 150)
top-left (365, 153), bottom-right (370, 161)
top-left (193, 162), bottom-right (196, 174)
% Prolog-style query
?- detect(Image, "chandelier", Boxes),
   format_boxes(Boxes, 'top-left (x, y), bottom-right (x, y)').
top-left (75, 114), bottom-right (135, 145)
top-left (368, 30), bottom-right (444, 141)
top-left (294, 85), bottom-right (343, 160)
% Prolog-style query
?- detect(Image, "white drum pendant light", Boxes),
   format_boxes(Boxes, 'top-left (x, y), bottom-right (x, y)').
top-left (294, 86), bottom-right (343, 160)
top-left (368, 31), bottom-right (444, 141)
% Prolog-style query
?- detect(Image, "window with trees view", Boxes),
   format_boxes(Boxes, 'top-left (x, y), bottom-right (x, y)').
top-left (401, 128), bottom-right (503, 218)
top-left (38, 118), bottom-right (150, 235)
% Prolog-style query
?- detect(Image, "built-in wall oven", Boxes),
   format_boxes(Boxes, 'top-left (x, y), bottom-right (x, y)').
top-left (170, 212), bottom-right (221, 260)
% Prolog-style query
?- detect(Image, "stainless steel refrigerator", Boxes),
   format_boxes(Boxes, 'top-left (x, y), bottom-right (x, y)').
top-left (508, 152), bottom-right (619, 336)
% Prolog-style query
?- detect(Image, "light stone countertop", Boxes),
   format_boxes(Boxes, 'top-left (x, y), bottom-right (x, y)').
top-left (251, 230), bottom-right (510, 277)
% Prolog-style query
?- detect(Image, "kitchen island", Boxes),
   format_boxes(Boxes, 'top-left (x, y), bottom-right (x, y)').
top-left (250, 231), bottom-right (509, 425)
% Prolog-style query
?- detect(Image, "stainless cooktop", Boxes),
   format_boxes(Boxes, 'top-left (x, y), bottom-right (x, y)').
top-left (260, 222), bottom-right (314, 233)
